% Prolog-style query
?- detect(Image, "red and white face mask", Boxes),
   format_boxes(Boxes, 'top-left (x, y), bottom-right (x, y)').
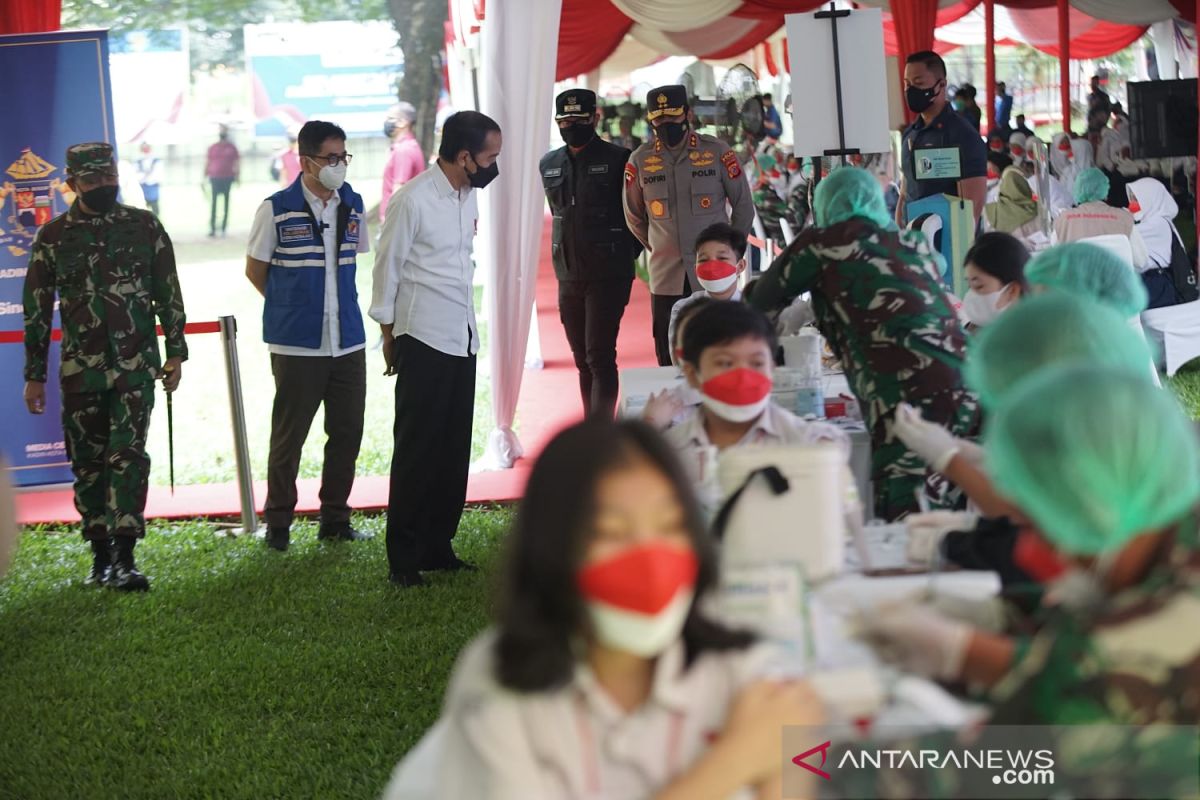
top-left (578, 542), bottom-right (698, 657)
top-left (1128, 199), bottom-right (1142, 217)
top-left (696, 259), bottom-right (739, 294)
top-left (699, 367), bottom-right (772, 423)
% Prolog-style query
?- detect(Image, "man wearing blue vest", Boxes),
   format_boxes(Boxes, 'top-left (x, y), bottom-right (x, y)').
top-left (245, 120), bottom-right (371, 551)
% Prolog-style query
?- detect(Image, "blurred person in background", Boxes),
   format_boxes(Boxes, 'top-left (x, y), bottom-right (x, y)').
top-left (380, 101), bottom-right (426, 225)
top-left (204, 124), bottom-right (239, 238)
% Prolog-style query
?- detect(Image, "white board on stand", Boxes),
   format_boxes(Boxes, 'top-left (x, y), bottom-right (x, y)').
top-left (786, 7), bottom-right (890, 157)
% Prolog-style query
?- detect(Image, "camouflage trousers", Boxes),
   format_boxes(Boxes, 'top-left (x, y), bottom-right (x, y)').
top-left (61, 387), bottom-right (155, 541)
top-left (869, 390), bottom-right (980, 521)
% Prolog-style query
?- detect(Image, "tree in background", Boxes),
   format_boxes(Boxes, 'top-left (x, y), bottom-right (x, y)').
top-left (61, 0), bottom-right (447, 155)
top-left (387, 0), bottom-right (448, 157)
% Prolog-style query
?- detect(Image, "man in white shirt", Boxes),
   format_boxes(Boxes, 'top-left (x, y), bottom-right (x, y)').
top-left (245, 120), bottom-right (371, 552)
top-left (370, 111), bottom-right (502, 588)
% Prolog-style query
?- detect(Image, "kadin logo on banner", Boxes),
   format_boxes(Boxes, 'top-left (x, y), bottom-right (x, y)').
top-left (2, 148), bottom-right (70, 254)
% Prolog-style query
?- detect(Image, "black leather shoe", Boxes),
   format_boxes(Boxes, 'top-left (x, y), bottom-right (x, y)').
top-left (108, 539), bottom-right (150, 592)
top-left (265, 527), bottom-right (290, 551)
top-left (389, 571), bottom-right (427, 589)
top-left (317, 523), bottom-right (373, 542)
top-left (423, 557), bottom-right (477, 573)
top-left (85, 539), bottom-right (112, 587)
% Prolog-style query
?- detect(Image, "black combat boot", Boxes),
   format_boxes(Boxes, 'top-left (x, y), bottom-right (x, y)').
top-left (108, 537), bottom-right (150, 592)
top-left (85, 537), bottom-right (112, 586)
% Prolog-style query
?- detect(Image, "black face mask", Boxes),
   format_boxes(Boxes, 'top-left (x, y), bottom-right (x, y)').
top-left (80, 185), bottom-right (119, 215)
top-left (560, 122), bottom-right (595, 148)
top-left (383, 119), bottom-right (397, 138)
top-left (906, 81), bottom-right (942, 114)
top-left (466, 155), bottom-right (499, 189)
top-left (657, 121), bottom-right (688, 147)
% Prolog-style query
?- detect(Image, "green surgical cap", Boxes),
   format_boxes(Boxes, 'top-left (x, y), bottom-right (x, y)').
top-left (813, 166), bottom-right (891, 229)
top-left (1072, 166), bottom-right (1110, 205)
top-left (987, 365), bottom-right (1200, 555)
top-left (1025, 242), bottom-right (1148, 317)
top-left (965, 292), bottom-right (1153, 409)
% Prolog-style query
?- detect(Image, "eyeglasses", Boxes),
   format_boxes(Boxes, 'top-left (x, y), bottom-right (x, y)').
top-left (307, 153), bottom-right (353, 166)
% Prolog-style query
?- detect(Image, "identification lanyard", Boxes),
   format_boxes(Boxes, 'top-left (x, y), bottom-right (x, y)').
top-left (572, 693), bottom-right (686, 795)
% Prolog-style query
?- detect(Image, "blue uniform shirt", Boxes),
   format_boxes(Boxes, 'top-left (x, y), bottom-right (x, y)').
top-left (901, 104), bottom-right (988, 203)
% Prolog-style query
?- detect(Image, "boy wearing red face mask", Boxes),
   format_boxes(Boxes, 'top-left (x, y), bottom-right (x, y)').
top-left (665, 223), bottom-right (747, 365)
top-left (665, 302), bottom-right (856, 520)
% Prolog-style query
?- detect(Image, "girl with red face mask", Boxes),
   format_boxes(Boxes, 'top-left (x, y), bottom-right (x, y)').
top-left (420, 420), bottom-right (824, 799)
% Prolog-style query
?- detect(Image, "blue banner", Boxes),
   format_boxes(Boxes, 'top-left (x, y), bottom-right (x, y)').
top-left (0, 29), bottom-right (117, 487)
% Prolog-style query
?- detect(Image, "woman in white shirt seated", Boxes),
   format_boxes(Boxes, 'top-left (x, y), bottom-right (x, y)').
top-left (1127, 176), bottom-right (1192, 309)
top-left (432, 419), bottom-right (822, 800)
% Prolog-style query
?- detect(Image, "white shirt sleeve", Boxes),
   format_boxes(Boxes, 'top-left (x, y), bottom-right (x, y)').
top-left (370, 191), bottom-right (419, 326)
top-left (247, 200), bottom-right (277, 262)
top-left (1129, 225), bottom-right (1150, 270)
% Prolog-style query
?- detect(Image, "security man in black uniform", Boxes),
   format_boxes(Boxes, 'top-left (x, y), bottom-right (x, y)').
top-left (898, 50), bottom-right (988, 228)
top-left (539, 89), bottom-right (642, 419)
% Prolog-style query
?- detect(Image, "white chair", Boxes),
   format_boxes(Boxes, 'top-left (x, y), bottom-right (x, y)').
top-left (1141, 300), bottom-right (1200, 376)
top-left (1078, 233), bottom-right (1134, 266)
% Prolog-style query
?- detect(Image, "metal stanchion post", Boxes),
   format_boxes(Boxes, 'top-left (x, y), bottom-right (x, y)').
top-left (219, 315), bottom-right (260, 537)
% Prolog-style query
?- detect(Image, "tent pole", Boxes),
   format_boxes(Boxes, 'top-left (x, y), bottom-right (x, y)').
top-left (1058, 0), bottom-right (1070, 133)
top-left (984, 0), bottom-right (995, 134)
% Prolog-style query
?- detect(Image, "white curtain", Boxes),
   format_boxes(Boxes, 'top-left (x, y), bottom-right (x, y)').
top-left (1152, 20), bottom-right (1180, 79)
top-left (477, 0), bottom-right (563, 470)
top-left (610, 0), bottom-right (742, 33)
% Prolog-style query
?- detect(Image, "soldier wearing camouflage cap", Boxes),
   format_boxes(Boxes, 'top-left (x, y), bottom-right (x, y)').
top-left (22, 141), bottom-right (188, 591)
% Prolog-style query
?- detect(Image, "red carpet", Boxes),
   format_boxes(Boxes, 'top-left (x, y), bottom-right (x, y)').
top-left (15, 214), bottom-right (658, 525)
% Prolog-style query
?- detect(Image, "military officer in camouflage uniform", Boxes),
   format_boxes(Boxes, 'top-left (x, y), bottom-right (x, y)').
top-left (750, 167), bottom-right (975, 520)
top-left (23, 142), bottom-right (187, 591)
top-left (623, 84), bottom-right (755, 366)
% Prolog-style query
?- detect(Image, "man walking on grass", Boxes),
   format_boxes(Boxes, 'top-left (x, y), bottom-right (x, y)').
top-left (23, 142), bottom-right (188, 591)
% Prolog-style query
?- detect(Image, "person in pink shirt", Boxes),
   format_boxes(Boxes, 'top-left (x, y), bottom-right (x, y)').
top-left (379, 102), bottom-right (425, 223)
top-left (205, 124), bottom-right (240, 237)
top-left (274, 129), bottom-right (302, 188)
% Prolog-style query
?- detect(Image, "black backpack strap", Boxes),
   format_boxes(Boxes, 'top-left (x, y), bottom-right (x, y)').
top-left (711, 466), bottom-right (790, 542)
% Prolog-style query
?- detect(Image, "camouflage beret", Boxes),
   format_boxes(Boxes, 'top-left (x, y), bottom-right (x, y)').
top-left (65, 142), bottom-right (117, 178)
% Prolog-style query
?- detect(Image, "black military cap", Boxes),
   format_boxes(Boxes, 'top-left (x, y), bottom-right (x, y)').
top-left (555, 89), bottom-right (597, 120)
top-left (646, 85), bottom-right (688, 121)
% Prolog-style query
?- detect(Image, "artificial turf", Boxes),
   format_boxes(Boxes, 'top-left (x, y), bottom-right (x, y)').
top-left (0, 508), bottom-right (512, 799)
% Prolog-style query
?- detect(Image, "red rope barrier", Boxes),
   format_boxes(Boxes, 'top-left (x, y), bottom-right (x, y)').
top-left (0, 320), bottom-right (223, 344)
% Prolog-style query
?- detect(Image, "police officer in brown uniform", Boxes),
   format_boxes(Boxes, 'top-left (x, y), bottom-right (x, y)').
top-left (623, 84), bottom-right (755, 366)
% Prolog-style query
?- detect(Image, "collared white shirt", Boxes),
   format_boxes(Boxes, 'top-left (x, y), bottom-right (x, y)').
top-left (370, 163), bottom-right (478, 357)
top-left (667, 287), bottom-right (742, 365)
top-left (428, 628), bottom-right (774, 800)
top-left (247, 179), bottom-right (370, 357)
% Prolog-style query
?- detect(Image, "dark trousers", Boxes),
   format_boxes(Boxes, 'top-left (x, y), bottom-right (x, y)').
top-left (264, 350), bottom-right (366, 529)
top-left (62, 387), bottom-right (154, 541)
top-left (386, 335), bottom-right (476, 574)
top-left (209, 177), bottom-right (234, 234)
top-left (558, 278), bottom-right (632, 419)
top-left (650, 275), bottom-right (692, 366)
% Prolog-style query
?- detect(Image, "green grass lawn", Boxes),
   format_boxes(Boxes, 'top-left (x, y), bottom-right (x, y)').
top-left (0, 508), bottom-right (511, 799)
top-left (137, 179), bottom-right (494, 487)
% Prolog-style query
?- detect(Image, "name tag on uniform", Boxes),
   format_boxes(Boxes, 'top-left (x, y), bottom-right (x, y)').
top-left (543, 167), bottom-right (563, 177)
top-left (588, 164), bottom-right (609, 174)
top-left (279, 222), bottom-right (314, 243)
top-left (915, 146), bottom-right (962, 180)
